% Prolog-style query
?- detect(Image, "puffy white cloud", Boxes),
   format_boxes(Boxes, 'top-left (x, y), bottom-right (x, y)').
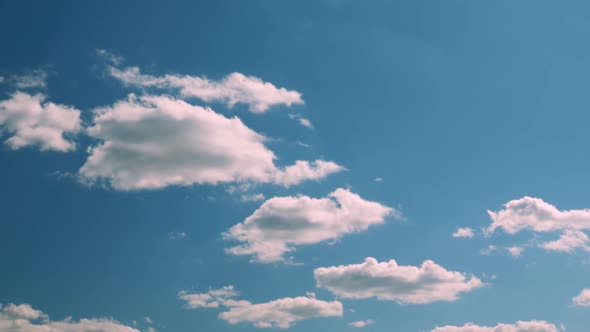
top-left (314, 257), bottom-right (484, 304)
top-left (541, 230), bottom-right (590, 253)
top-left (0, 303), bottom-right (140, 332)
top-left (507, 246), bottom-right (524, 258)
top-left (572, 288), bottom-right (590, 307)
top-left (272, 160), bottom-right (345, 188)
top-left (453, 227), bottom-right (475, 238)
top-left (240, 193), bottom-right (266, 202)
top-left (79, 94), bottom-right (342, 190)
top-left (109, 66), bottom-right (303, 113)
top-left (0, 92), bottom-right (81, 151)
top-left (178, 287), bottom-right (342, 329)
top-left (12, 69), bottom-right (48, 89)
top-left (430, 320), bottom-right (561, 332)
top-left (224, 189), bottom-right (395, 263)
top-left (486, 197), bottom-right (590, 235)
top-left (349, 319), bottom-right (374, 328)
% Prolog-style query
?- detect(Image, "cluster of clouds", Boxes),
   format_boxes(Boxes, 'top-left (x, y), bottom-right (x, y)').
top-left (0, 303), bottom-right (140, 332)
top-left (484, 197), bottom-right (590, 256)
top-left (0, 54), bottom-right (343, 192)
top-left (178, 286), bottom-right (342, 329)
top-left (430, 320), bottom-right (563, 332)
top-left (2, 51), bottom-right (586, 331)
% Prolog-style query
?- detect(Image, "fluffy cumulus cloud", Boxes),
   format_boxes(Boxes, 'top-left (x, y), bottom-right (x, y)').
top-left (430, 320), bottom-right (561, 332)
top-left (572, 288), bottom-right (590, 307)
top-left (453, 227), bottom-right (475, 238)
top-left (178, 286), bottom-right (342, 329)
top-left (486, 197), bottom-right (590, 235)
top-left (109, 66), bottom-right (303, 113)
top-left (224, 189), bottom-right (395, 263)
top-left (507, 246), bottom-right (524, 258)
top-left (314, 257), bottom-right (484, 304)
top-left (349, 319), bottom-right (374, 328)
top-left (540, 230), bottom-right (590, 253)
top-left (0, 303), bottom-right (140, 332)
top-left (79, 94), bottom-right (342, 190)
top-left (0, 92), bottom-right (82, 151)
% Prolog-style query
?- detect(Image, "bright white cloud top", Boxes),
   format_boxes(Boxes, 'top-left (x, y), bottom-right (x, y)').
top-left (79, 94), bottom-right (342, 190)
top-left (0, 303), bottom-right (140, 332)
top-left (541, 230), bottom-right (590, 253)
top-left (314, 257), bottom-right (484, 304)
top-left (486, 197), bottom-right (590, 234)
top-left (109, 66), bottom-right (303, 113)
top-left (453, 227), bottom-right (475, 238)
top-left (349, 319), bottom-right (374, 328)
top-left (224, 189), bottom-right (395, 263)
top-left (0, 92), bottom-right (82, 152)
top-left (572, 288), bottom-right (590, 307)
top-left (430, 320), bottom-right (561, 332)
top-left (178, 286), bottom-right (342, 329)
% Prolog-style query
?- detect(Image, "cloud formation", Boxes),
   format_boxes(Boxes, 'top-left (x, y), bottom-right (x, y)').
top-left (572, 288), bottom-right (590, 307)
top-left (430, 320), bottom-right (561, 332)
top-left (349, 319), bottom-right (374, 328)
top-left (541, 230), bottom-right (590, 253)
top-left (453, 227), bottom-right (475, 238)
top-left (314, 257), bottom-right (484, 304)
top-left (79, 94), bottom-right (342, 190)
top-left (0, 92), bottom-right (82, 151)
top-left (109, 66), bottom-right (303, 113)
top-left (487, 197), bottom-right (590, 235)
top-left (0, 303), bottom-right (140, 332)
top-left (11, 69), bottom-right (48, 89)
top-left (178, 287), bottom-right (342, 329)
top-left (224, 189), bottom-right (395, 263)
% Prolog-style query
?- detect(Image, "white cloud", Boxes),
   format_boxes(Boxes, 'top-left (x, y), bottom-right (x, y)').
top-left (288, 113), bottom-right (313, 129)
top-left (109, 66), bottom-right (303, 113)
top-left (349, 319), bottom-right (374, 328)
top-left (479, 245), bottom-right (497, 256)
top-left (507, 246), bottom-right (524, 258)
top-left (224, 189), bottom-right (395, 263)
top-left (272, 160), bottom-right (345, 188)
top-left (486, 197), bottom-right (590, 235)
top-left (144, 316), bottom-right (153, 324)
top-left (0, 92), bottom-right (82, 151)
top-left (373, 177), bottom-right (383, 182)
top-left (572, 288), bottom-right (590, 307)
top-left (430, 321), bottom-right (561, 332)
top-left (240, 193), bottom-right (266, 202)
top-left (540, 230), bottom-right (590, 253)
top-left (0, 303), bottom-right (140, 332)
top-left (79, 94), bottom-right (342, 190)
top-left (168, 232), bottom-right (187, 240)
top-left (453, 227), bottom-right (475, 238)
top-left (178, 286), bottom-right (342, 329)
top-left (96, 49), bottom-right (124, 66)
top-left (314, 257), bottom-right (484, 305)
top-left (12, 69), bottom-right (48, 89)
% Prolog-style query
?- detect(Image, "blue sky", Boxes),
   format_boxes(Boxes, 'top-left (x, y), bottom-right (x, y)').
top-left (1, 0), bottom-right (590, 331)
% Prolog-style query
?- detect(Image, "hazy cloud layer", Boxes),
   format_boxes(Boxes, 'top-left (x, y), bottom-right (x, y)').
top-left (224, 189), bottom-right (395, 263)
top-left (314, 257), bottom-right (483, 304)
